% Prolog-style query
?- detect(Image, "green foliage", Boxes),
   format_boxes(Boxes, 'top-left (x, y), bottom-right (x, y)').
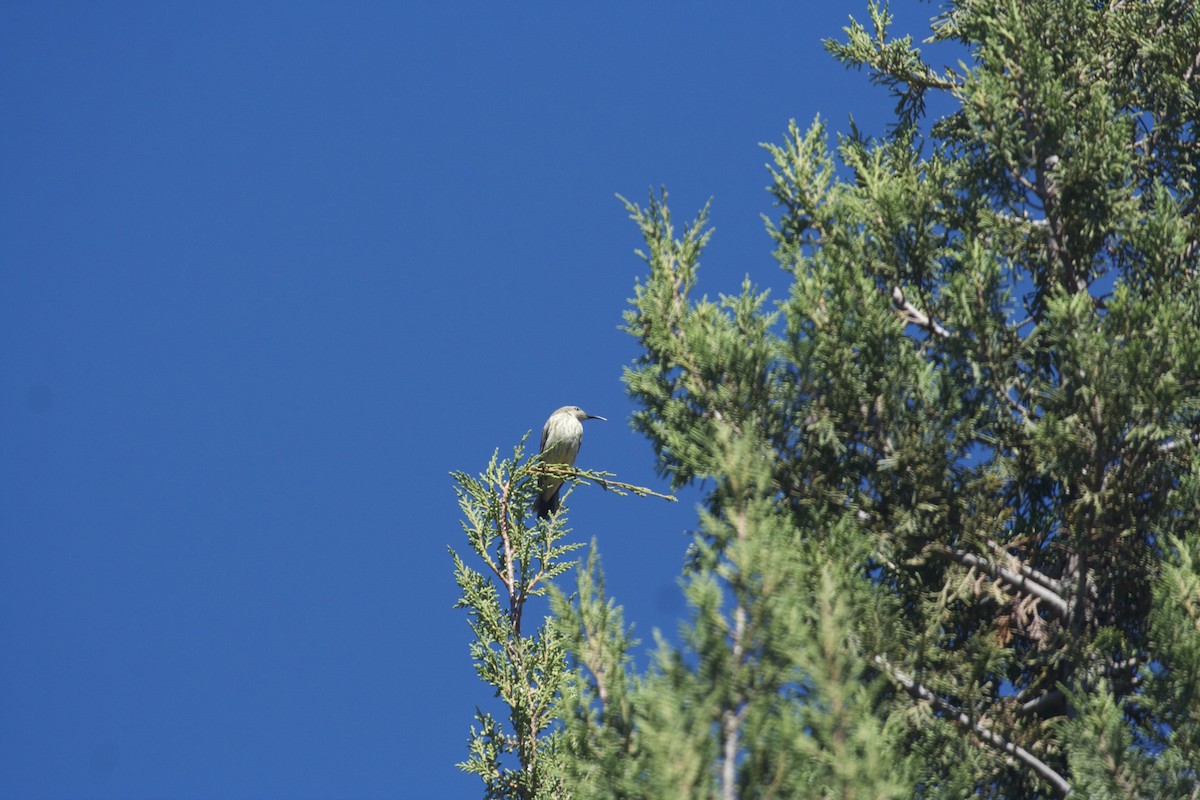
top-left (452, 439), bottom-right (672, 798)
top-left (451, 438), bottom-right (584, 799)
top-left (453, 0), bottom-right (1200, 796)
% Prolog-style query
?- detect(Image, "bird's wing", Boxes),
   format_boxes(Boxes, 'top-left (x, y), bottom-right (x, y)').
top-left (539, 418), bottom-right (550, 453)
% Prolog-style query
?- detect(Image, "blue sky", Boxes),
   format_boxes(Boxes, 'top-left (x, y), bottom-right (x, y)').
top-left (1, 3), bottom-right (952, 797)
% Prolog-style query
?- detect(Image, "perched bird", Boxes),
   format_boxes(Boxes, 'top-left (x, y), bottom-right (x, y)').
top-left (533, 406), bottom-right (606, 519)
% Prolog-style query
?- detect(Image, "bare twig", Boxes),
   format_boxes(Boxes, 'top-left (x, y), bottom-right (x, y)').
top-left (983, 539), bottom-right (1066, 595)
top-left (993, 210), bottom-right (1050, 228)
top-left (1002, 388), bottom-right (1035, 423)
top-left (875, 655), bottom-right (1072, 796)
top-left (892, 285), bottom-right (952, 339)
top-left (932, 545), bottom-right (1070, 619)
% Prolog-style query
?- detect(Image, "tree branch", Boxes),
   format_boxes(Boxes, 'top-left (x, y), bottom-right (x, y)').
top-left (983, 539), bottom-right (1066, 595)
top-left (875, 656), bottom-right (1073, 796)
top-left (533, 463), bottom-right (678, 503)
top-left (932, 545), bottom-right (1071, 620)
top-left (993, 209), bottom-right (1050, 228)
top-left (1018, 689), bottom-right (1065, 718)
top-left (892, 285), bottom-right (952, 339)
top-left (497, 474), bottom-right (520, 630)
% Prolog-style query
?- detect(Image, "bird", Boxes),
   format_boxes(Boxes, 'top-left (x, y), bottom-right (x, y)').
top-left (533, 406), bottom-right (606, 519)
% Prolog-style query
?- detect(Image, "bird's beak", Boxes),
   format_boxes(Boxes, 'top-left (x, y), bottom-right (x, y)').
top-left (587, 415), bottom-right (607, 421)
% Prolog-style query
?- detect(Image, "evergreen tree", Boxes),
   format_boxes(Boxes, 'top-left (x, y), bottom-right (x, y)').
top-left (453, 0), bottom-right (1200, 796)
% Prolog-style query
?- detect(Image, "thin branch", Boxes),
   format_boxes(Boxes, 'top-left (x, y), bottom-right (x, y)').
top-left (983, 539), bottom-right (1066, 595)
top-left (875, 656), bottom-right (1073, 796)
top-left (721, 505), bottom-right (751, 800)
top-left (533, 464), bottom-right (678, 503)
top-left (720, 703), bottom-right (746, 800)
top-left (892, 285), bottom-right (952, 339)
top-left (993, 210), bottom-right (1050, 228)
top-left (932, 545), bottom-right (1071, 620)
top-left (497, 474), bottom-right (520, 631)
top-left (1018, 689), bottom-right (1065, 718)
top-left (1002, 387), bottom-right (1035, 423)
top-left (1183, 39), bottom-right (1200, 85)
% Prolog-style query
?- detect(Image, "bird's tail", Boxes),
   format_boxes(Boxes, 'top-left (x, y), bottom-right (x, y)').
top-left (532, 491), bottom-right (560, 520)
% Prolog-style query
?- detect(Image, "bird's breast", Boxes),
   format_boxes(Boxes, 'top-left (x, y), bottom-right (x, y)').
top-left (542, 438), bottom-right (580, 466)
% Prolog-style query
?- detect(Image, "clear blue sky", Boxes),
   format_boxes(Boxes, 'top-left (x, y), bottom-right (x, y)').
top-left (1, 3), bottom-right (951, 797)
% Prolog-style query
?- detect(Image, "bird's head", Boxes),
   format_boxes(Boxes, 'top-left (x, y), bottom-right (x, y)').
top-left (559, 406), bottom-right (606, 423)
